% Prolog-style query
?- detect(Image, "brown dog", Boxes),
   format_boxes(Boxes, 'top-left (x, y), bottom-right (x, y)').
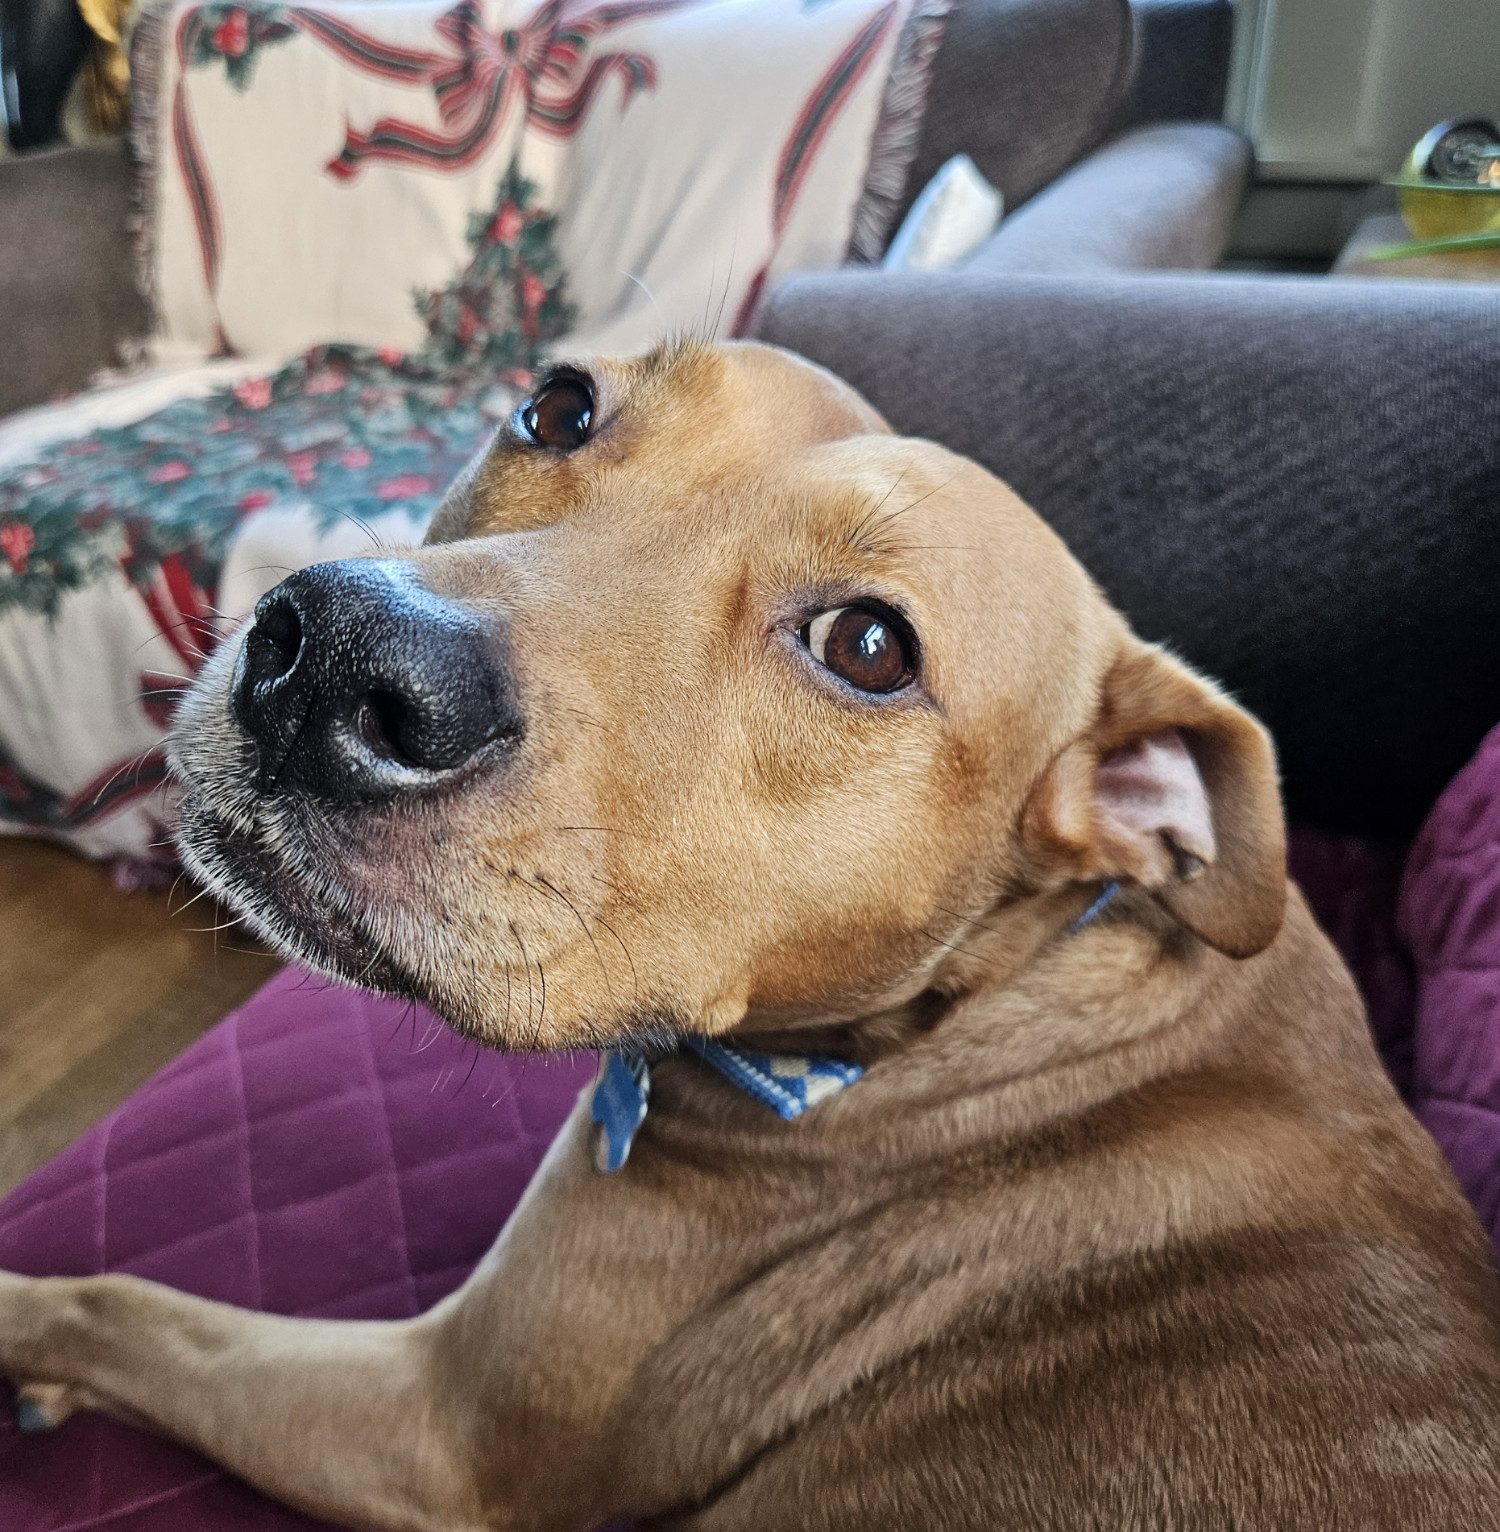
top-left (3, 340), bottom-right (1500, 1529)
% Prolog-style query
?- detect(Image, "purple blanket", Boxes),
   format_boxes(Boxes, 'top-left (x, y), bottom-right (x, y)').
top-left (0, 972), bottom-right (594, 1530)
top-left (1399, 720), bottom-right (1500, 1247)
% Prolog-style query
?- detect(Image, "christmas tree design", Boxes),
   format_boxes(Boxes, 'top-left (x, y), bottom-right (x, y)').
top-left (417, 160), bottom-right (577, 375)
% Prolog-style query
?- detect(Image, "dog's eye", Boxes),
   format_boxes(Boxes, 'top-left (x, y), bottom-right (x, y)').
top-left (802, 605), bottom-right (916, 693)
top-left (520, 377), bottom-right (593, 450)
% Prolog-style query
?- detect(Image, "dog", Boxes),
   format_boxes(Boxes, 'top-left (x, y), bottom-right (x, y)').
top-left (3, 339), bottom-right (1499, 1530)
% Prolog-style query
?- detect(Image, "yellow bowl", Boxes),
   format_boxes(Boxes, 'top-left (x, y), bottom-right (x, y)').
top-left (1386, 179), bottom-right (1500, 241)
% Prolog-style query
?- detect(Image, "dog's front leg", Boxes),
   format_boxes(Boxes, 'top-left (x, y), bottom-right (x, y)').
top-left (0, 1269), bottom-right (495, 1532)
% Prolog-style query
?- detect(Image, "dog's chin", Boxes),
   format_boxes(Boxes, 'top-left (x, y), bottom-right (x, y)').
top-left (174, 792), bottom-right (675, 1052)
top-left (175, 795), bottom-right (429, 1006)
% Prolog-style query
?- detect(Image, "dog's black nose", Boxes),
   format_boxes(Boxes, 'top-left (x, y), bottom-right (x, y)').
top-left (232, 560), bottom-right (519, 802)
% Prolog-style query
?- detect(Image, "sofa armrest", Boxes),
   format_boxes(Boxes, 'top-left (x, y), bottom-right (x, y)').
top-left (966, 121), bottom-right (1251, 273)
top-left (0, 142), bottom-right (146, 417)
top-left (758, 269), bottom-right (1500, 839)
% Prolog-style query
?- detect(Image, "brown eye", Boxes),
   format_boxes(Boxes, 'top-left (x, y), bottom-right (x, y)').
top-left (803, 604), bottom-right (916, 693)
top-left (520, 376), bottom-right (593, 450)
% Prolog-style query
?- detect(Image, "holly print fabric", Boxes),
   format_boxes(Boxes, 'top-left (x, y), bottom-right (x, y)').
top-left (2, 160), bottom-right (570, 624)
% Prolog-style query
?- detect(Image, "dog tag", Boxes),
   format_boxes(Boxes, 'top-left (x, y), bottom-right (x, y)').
top-left (591, 1049), bottom-right (650, 1173)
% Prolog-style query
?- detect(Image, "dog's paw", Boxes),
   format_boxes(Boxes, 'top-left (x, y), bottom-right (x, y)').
top-left (13, 1380), bottom-right (85, 1433)
top-left (0, 1269), bottom-right (92, 1424)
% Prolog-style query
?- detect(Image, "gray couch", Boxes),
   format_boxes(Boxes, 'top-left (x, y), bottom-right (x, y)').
top-left (0, 0), bottom-right (1247, 416)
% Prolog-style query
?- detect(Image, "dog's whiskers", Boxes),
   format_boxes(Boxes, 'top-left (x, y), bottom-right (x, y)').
top-left (918, 926), bottom-right (990, 963)
top-left (183, 916), bottom-right (243, 936)
top-left (526, 874), bottom-right (616, 1003)
top-left (932, 903), bottom-right (999, 937)
top-left (509, 920), bottom-right (538, 1039)
top-left (852, 474), bottom-right (962, 559)
top-left (88, 745), bottom-right (162, 808)
top-left (845, 470), bottom-right (909, 553)
top-left (585, 910), bottom-right (639, 1005)
top-left (328, 508), bottom-right (394, 552)
top-left (533, 962), bottom-right (547, 1050)
top-left (547, 824), bottom-right (659, 843)
top-left (455, 1033), bottom-right (484, 1095)
top-left (169, 880), bottom-right (219, 920)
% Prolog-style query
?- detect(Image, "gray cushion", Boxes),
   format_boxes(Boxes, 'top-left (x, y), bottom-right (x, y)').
top-left (1117, 0), bottom-right (1233, 129)
top-left (758, 269), bottom-right (1500, 839)
top-left (966, 122), bottom-right (1251, 273)
top-left (0, 142), bottom-right (146, 416)
top-left (901, 0), bottom-right (1136, 227)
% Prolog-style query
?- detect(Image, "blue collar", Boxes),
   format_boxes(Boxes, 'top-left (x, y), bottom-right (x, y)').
top-left (591, 1039), bottom-right (862, 1173)
top-left (1067, 878), bottom-right (1121, 934)
top-left (590, 881), bottom-right (1120, 1173)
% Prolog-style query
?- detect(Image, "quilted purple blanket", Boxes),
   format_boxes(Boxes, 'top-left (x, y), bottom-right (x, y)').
top-left (1399, 720), bottom-right (1500, 1249)
top-left (0, 971), bottom-right (594, 1530)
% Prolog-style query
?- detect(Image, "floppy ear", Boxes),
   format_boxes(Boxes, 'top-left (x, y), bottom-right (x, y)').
top-left (1021, 642), bottom-right (1286, 958)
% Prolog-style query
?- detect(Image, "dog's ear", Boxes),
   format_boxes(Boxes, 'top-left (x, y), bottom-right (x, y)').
top-left (1021, 642), bottom-right (1285, 958)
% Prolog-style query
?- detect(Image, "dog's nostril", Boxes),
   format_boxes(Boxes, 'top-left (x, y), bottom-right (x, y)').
top-left (247, 596), bottom-right (303, 683)
top-left (232, 561), bottom-right (520, 799)
top-left (353, 684), bottom-right (504, 773)
top-left (355, 689), bottom-right (416, 766)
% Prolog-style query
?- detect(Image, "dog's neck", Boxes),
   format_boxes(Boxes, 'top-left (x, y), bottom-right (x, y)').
top-left (636, 879), bottom-right (1254, 1213)
top-left (731, 880), bottom-right (1152, 1064)
top-left (716, 878), bottom-right (1237, 1147)
top-left (596, 883), bottom-right (1158, 1174)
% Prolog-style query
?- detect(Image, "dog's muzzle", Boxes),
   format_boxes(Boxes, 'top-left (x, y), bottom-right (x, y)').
top-left (231, 559), bottom-right (520, 804)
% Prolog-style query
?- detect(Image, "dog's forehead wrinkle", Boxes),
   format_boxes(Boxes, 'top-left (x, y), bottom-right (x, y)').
top-left (591, 338), bottom-right (890, 467)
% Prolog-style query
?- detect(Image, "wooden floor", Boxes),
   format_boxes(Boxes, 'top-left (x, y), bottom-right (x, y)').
top-left (0, 837), bottom-right (278, 1197)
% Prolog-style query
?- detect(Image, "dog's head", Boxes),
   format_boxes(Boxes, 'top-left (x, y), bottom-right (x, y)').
top-left (172, 341), bottom-right (1285, 1050)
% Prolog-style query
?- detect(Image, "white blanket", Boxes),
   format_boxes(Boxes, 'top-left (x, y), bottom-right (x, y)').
top-left (0, 0), bottom-right (947, 868)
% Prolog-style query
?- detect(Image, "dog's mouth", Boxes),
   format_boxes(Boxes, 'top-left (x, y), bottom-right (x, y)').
top-left (176, 790), bottom-right (429, 1004)
top-left (171, 749), bottom-right (644, 1052)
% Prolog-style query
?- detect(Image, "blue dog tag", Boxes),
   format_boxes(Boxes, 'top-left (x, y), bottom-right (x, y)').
top-left (590, 1040), bottom-right (864, 1174)
top-left (591, 1049), bottom-right (650, 1172)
